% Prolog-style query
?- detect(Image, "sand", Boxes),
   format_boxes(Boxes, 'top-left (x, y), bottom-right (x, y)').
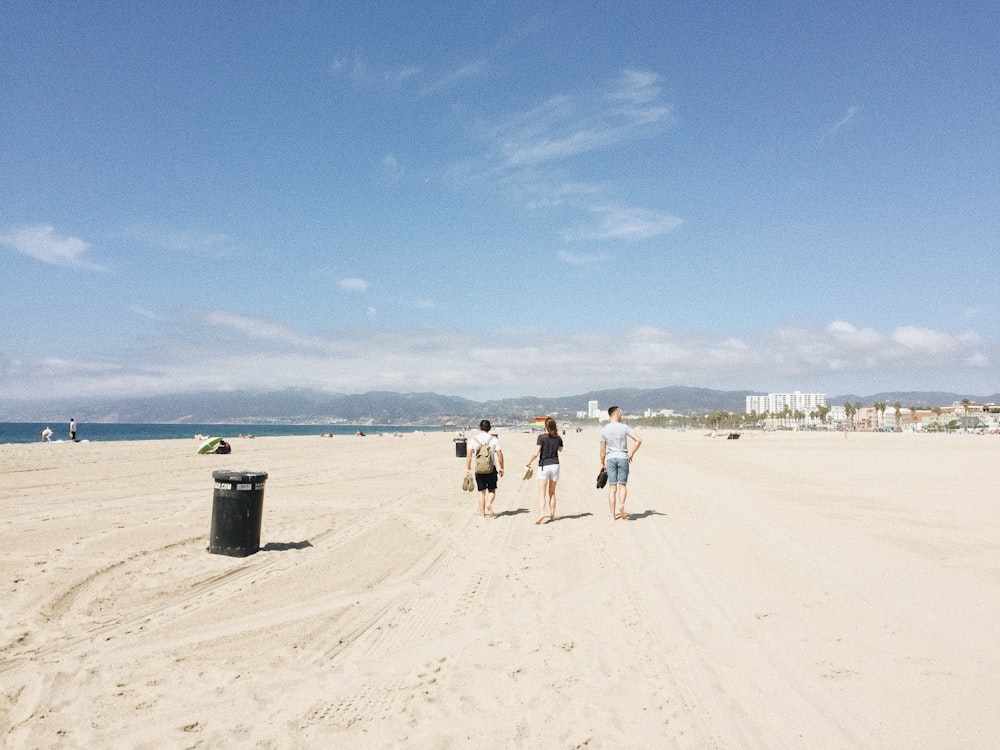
top-left (2, 428), bottom-right (999, 748)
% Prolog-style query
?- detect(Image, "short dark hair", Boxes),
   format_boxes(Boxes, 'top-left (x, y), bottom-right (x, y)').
top-left (608, 406), bottom-right (621, 417)
top-left (479, 419), bottom-right (492, 432)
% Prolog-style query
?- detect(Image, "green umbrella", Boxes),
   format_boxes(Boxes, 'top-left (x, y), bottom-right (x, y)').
top-left (197, 436), bottom-right (224, 454)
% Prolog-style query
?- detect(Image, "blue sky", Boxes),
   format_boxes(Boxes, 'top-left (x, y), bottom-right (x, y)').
top-left (2, 1), bottom-right (998, 402)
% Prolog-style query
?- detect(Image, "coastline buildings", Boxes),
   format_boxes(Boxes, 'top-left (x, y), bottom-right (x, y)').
top-left (745, 392), bottom-right (827, 415)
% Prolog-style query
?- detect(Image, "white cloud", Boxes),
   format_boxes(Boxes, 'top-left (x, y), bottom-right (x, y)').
top-left (0, 224), bottom-right (104, 270)
top-left (892, 325), bottom-right (961, 352)
top-left (3, 315), bottom-right (994, 402)
top-left (338, 277), bottom-right (370, 293)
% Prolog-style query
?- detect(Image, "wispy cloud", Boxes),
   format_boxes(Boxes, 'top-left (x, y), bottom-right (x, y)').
top-left (828, 105), bottom-right (860, 135)
top-left (0, 224), bottom-right (104, 270)
top-left (557, 250), bottom-right (604, 266)
top-left (459, 69), bottom-right (680, 247)
top-left (490, 69), bottom-right (670, 168)
top-left (123, 227), bottom-right (233, 253)
top-left (422, 58), bottom-right (488, 95)
top-left (331, 54), bottom-right (422, 86)
top-left (560, 204), bottom-right (682, 242)
top-left (381, 153), bottom-right (403, 181)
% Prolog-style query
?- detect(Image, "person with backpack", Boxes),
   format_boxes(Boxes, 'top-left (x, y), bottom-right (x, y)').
top-left (465, 419), bottom-right (504, 518)
top-left (525, 416), bottom-right (563, 525)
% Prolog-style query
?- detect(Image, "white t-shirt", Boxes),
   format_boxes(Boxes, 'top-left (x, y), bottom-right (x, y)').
top-left (600, 421), bottom-right (635, 458)
top-left (469, 430), bottom-right (500, 454)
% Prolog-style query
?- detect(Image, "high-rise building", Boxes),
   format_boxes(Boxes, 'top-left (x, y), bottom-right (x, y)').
top-left (746, 392), bottom-right (826, 414)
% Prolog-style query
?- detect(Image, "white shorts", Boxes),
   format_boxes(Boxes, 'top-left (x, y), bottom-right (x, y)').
top-left (538, 463), bottom-right (560, 482)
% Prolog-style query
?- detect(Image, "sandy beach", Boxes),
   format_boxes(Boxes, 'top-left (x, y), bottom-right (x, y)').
top-left (2, 428), bottom-right (999, 748)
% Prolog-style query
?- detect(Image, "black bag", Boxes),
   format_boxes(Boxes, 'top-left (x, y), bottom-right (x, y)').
top-left (596, 470), bottom-right (608, 489)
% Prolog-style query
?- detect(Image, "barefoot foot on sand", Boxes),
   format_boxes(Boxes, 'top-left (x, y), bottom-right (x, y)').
top-left (619, 510), bottom-right (629, 520)
top-left (535, 516), bottom-right (546, 525)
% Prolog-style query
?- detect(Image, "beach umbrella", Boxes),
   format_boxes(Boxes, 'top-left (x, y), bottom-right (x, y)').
top-left (197, 436), bottom-right (224, 454)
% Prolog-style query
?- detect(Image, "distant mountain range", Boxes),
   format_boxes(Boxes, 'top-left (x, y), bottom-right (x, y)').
top-left (3, 387), bottom-right (998, 424)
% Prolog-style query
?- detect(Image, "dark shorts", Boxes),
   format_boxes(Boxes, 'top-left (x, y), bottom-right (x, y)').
top-left (475, 471), bottom-right (498, 491)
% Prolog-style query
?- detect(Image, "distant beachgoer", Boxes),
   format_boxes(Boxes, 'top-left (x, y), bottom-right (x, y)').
top-left (525, 416), bottom-right (563, 525)
top-left (40, 426), bottom-right (53, 442)
top-left (69, 419), bottom-right (78, 442)
top-left (213, 440), bottom-right (231, 454)
top-left (599, 406), bottom-right (642, 520)
top-left (465, 419), bottom-right (504, 518)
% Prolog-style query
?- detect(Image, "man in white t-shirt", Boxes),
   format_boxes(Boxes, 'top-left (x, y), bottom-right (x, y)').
top-left (599, 406), bottom-right (641, 520)
top-left (465, 419), bottom-right (504, 518)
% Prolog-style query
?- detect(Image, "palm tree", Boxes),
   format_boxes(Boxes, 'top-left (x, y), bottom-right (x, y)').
top-left (844, 401), bottom-right (855, 430)
top-left (893, 401), bottom-right (902, 431)
top-left (875, 401), bottom-right (887, 430)
top-left (854, 401), bottom-right (862, 430)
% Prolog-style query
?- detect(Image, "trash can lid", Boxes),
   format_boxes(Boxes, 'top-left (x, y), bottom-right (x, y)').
top-left (212, 469), bottom-right (268, 482)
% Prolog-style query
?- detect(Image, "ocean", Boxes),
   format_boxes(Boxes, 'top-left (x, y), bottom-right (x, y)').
top-left (0, 422), bottom-right (445, 445)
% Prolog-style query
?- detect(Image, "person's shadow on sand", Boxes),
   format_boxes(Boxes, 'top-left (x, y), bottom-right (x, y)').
top-left (549, 512), bottom-right (592, 522)
top-left (261, 540), bottom-right (313, 551)
top-left (623, 510), bottom-right (666, 521)
top-left (495, 508), bottom-right (530, 518)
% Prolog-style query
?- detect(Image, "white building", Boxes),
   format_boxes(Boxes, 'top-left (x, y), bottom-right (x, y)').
top-left (746, 392), bottom-right (827, 415)
top-left (587, 400), bottom-right (600, 418)
top-left (644, 408), bottom-right (675, 418)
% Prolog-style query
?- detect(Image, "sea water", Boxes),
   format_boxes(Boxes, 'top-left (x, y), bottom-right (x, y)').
top-left (0, 422), bottom-right (443, 445)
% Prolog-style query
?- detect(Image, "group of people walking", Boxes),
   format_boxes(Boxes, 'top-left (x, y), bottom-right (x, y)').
top-left (464, 406), bottom-right (642, 523)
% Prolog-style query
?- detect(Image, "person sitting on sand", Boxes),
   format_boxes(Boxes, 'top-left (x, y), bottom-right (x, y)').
top-left (213, 440), bottom-right (231, 454)
top-left (525, 416), bottom-right (563, 525)
top-left (465, 419), bottom-right (504, 518)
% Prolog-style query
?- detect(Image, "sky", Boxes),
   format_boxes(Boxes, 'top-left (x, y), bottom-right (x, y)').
top-left (2, 1), bottom-right (999, 403)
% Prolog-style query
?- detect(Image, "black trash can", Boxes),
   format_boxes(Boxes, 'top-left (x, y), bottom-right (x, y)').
top-left (454, 438), bottom-right (467, 458)
top-left (209, 470), bottom-right (268, 557)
